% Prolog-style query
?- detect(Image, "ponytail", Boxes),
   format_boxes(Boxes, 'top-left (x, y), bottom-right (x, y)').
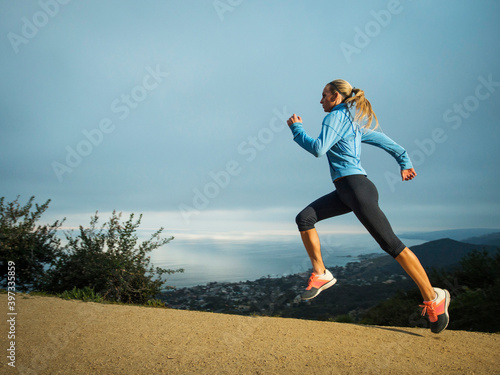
top-left (328, 79), bottom-right (379, 129)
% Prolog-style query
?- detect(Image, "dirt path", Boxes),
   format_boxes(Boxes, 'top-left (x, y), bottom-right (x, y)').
top-left (1, 294), bottom-right (499, 374)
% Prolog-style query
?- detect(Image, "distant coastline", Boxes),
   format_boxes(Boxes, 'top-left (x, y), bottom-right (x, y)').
top-left (161, 236), bottom-right (500, 323)
top-left (159, 228), bottom-right (499, 288)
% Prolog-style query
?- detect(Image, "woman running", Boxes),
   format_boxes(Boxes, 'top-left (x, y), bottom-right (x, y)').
top-left (287, 79), bottom-right (450, 334)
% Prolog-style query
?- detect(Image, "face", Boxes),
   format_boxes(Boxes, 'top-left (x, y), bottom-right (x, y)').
top-left (320, 85), bottom-right (342, 112)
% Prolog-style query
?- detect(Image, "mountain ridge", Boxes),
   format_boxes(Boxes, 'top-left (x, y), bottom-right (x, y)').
top-left (461, 232), bottom-right (500, 246)
top-left (349, 237), bottom-right (499, 281)
top-left (399, 228), bottom-right (498, 241)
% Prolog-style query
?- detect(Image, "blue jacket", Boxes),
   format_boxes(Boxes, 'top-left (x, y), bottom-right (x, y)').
top-left (289, 104), bottom-right (413, 182)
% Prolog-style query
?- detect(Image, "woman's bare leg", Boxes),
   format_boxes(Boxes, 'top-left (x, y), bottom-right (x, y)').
top-left (396, 247), bottom-right (436, 301)
top-left (300, 228), bottom-right (326, 275)
top-left (301, 229), bottom-right (435, 301)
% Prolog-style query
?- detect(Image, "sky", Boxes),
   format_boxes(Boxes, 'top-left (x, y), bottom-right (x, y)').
top-left (1, 0), bottom-right (499, 244)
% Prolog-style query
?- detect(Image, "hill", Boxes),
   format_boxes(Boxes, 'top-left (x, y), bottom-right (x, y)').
top-left (2, 293), bottom-right (498, 374)
top-left (399, 228), bottom-right (498, 241)
top-left (346, 238), bottom-right (499, 280)
top-left (462, 232), bottom-right (500, 246)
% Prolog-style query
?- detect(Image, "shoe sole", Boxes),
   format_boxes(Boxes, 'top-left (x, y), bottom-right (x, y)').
top-left (301, 277), bottom-right (337, 301)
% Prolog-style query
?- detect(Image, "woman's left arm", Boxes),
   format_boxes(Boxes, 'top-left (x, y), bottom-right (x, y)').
top-left (361, 128), bottom-right (416, 181)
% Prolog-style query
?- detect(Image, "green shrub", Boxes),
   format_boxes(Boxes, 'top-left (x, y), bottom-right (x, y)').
top-left (59, 287), bottom-right (104, 302)
top-left (335, 314), bottom-right (354, 323)
top-left (41, 211), bottom-right (183, 304)
top-left (0, 196), bottom-right (64, 291)
top-left (145, 299), bottom-right (166, 308)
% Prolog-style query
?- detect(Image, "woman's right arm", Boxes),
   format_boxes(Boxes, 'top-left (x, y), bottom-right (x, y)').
top-left (288, 113), bottom-right (342, 157)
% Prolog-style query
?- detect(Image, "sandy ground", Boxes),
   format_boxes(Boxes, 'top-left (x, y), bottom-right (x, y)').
top-left (1, 294), bottom-right (499, 374)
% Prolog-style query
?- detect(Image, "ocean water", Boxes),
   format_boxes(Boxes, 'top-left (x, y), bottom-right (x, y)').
top-left (150, 233), bottom-right (426, 288)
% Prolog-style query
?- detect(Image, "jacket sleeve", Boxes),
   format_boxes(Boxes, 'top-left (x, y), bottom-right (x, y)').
top-left (289, 114), bottom-right (342, 157)
top-left (361, 128), bottom-right (413, 170)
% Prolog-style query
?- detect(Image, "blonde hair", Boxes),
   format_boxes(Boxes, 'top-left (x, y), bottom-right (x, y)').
top-left (328, 79), bottom-right (378, 129)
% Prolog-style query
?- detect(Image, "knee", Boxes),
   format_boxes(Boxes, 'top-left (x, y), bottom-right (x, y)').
top-left (295, 206), bottom-right (317, 232)
top-left (381, 241), bottom-right (406, 259)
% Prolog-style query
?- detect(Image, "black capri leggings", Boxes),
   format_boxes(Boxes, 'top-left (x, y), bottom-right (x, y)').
top-left (295, 174), bottom-right (406, 258)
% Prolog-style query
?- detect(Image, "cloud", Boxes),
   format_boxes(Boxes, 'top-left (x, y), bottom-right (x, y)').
top-left (1, 1), bottom-right (499, 239)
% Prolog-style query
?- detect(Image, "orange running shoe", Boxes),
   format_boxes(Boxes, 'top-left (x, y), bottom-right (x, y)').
top-left (420, 287), bottom-right (451, 334)
top-left (301, 269), bottom-right (337, 301)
